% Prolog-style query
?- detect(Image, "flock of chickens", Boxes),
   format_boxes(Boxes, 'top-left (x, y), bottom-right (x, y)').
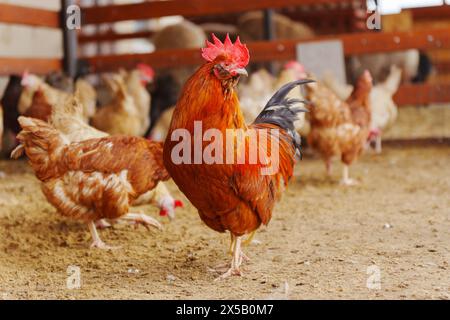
top-left (0, 33), bottom-right (403, 280)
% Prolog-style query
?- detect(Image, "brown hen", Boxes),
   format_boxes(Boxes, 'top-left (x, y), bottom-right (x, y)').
top-left (13, 116), bottom-right (169, 248)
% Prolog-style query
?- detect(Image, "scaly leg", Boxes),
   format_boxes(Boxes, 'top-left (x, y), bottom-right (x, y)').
top-left (121, 213), bottom-right (162, 230)
top-left (88, 221), bottom-right (117, 249)
top-left (95, 219), bottom-right (112, 229)
top-left (242, 230), bottom-right (258, 247)
top-left (375, 135), bottom-right (382, 154)
top-left (340, 165), bottom-right (357, 186)
top-left (326, 160), bottom-right (332, 176)
top-left (215, 235), bottom-right (246, 281)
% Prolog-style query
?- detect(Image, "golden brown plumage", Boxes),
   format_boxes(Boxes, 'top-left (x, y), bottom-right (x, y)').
top-left (163, 34), bottom-right (309, 278)
top-left (49, 95), bottom-right (182, 220)
top-left (122, 66), bottom-right (153, 136)
top-left (14, 116), bottom-right (169, 248)
top-left (306, 71), bottom-right (373, 185)
top-left (91, 75), bottom-right (142, 136)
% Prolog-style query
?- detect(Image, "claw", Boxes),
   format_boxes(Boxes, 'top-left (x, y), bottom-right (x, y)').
top-left (214, 267), bottom-right (243, 281)
top-left (123, 213), bottom-right (163, 230)
top-left (90, 240), bottom-right (120, 250)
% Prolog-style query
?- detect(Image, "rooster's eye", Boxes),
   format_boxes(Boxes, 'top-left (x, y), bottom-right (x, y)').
top-left (214, 64), bottom-right (230, 79)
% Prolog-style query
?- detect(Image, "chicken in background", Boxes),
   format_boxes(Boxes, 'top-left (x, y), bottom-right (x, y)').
top-left (306, 71), bottom-right (373, 185)
top-left (13, 116), bottom-right (170, 249)
top-left (121, 64), bottom-right (154, 136)
top-left (132, 180), bottom-right (183, 220)
top-left (0, 75), bottom-right (23, 155)
top-left (273, 61), bottom-right (309, 136)
top-left (149, 105), bottom-right (175, 141)
top-left (91, 75), bottom-right (141, 136)
top-left (238, 11), bottom-right (314, 73)
top-left (164, 34), bottom-right (311, 279)
top-left (49, 93), bottom-right (107, 142)
top-left (322, 71), bottom-right (354, 101)
top-left (348, 49), bottom-right (419, 83)
top-left (149, 20), bottom-right (207, 133)
top-left (74, 78), bottom-right (97, 122)
top-left (19, 72), bottom-right (69, 116)
top-left (369, 65), bottom-right (402, 153)
top-left (19, 72), bottom-right (96, 123)
top-left (0, 103), bottom-right (3, 155)
top-left (44, 71), bottom-right (74, 93)
top-left (238, 11), bottom-right (314, 43)
top-left (239, 62), bottom-right (309, 136)
top-left (238, 68), bottom-right (275, 122)
top-left (0, 103), bottom-right (3, 178)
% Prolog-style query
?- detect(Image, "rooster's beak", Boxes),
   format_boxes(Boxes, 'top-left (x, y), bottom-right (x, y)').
top-left (234, 68), bottom-right (248, 77)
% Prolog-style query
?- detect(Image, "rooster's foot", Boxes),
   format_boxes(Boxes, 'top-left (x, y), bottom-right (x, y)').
top-left (123, 213), bottom-right (162, 230)
top-left (90, 239), bottom-right (119, 250)
top-left (340, 178), bottom-right (358, 186)
top-left (214, 267), bottom-right (243, 281)
top-left (95, 219), bottom-right (112, 229)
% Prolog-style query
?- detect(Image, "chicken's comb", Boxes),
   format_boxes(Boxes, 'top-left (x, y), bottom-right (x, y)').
top-left (201, 33), bottom-right (249, 68)
top-left (21, 70), bottom-right (30, 86)
top-left (284, 61), bottom-right (304, 72)
top-left (362, 69), bottom-right (373, 83)
top-left (174, 200), bottom-right (184, 208)
top-left (137, 63), bottom-right (155, 79)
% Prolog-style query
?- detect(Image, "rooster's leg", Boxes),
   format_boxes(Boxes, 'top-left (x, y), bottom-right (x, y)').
top-left (242, 230), bottom-right (260, 247)
top-left (122, 213), bottom-right (163, 230)
top-left (215, 235), bottom-right (246, 280)
top-left (88, 221), bottom-right (117, 249)
top-left (95, 219), bottom-right (112, 229)
top-left (340, 165), bottom-right (357, 186)
top-left (326, 160), bottom-right (332, 176)
top-left (375, 135), bottom-right (382, 154)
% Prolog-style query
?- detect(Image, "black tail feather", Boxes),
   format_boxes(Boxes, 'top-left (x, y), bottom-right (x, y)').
top-left (253, 79), bottom-right (314, 158)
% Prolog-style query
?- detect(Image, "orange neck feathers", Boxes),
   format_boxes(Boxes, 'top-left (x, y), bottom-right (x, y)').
top-left (170, 62), bottom-right (246, 133)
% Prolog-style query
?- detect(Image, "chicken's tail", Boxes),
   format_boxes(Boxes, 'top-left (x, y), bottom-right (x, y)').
top-left (12, 116), bottom-right (67, 181)
top-left (253, 79), bottom-right (313, 158)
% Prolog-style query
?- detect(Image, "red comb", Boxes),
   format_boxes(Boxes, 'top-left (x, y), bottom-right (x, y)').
top-left (137, 63), bottom-right (155, 79)
top-left (201, 33), bottom-right (249, 68)
top-left (284, 61), bottom-right (304, 71)
top-left (362, 70), bottom-right (372, 82)
top-left (174, 200), bottom-right (184, 208)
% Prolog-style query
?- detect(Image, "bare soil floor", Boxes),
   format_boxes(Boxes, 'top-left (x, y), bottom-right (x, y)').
top-left (0, 146), bottom-right (449, 300)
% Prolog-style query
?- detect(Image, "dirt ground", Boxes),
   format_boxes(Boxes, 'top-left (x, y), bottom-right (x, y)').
top-left (0, 145), bottom-right (449, 300)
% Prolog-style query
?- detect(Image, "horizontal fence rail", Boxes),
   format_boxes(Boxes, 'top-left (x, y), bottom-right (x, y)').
top-left (393, 83), bottom-right (450, 106)
top-left (0, 58), bottom-right (62, 76)
top-left (81, 0), bottom-right (352, 24)
top-left (83, 28), bottom-right (450, 70)
top-left (0, 3), bottom-right (60, 28)
top-left (79, 30), bottom-right (154, 44)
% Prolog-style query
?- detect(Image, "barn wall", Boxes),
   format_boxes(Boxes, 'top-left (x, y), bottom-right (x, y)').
top-left (0, 0), bottom-right (62, 95)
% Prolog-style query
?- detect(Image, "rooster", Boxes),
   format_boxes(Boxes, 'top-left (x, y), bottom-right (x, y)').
top-left (12, 116), bottom-right (170, 249)
top-left (163, 34), bottom-right (311, 279)
top-left (306, 71), bottom-right (373, 185)
top-left (273, 61), bottom-right (309, 136)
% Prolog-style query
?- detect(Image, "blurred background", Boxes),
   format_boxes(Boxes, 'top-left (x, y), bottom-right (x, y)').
top-left (0, 0), bottom-right (449, 149)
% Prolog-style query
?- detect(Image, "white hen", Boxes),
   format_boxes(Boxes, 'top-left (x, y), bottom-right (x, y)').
top-left (369, 65), bottom-right (402, 153)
